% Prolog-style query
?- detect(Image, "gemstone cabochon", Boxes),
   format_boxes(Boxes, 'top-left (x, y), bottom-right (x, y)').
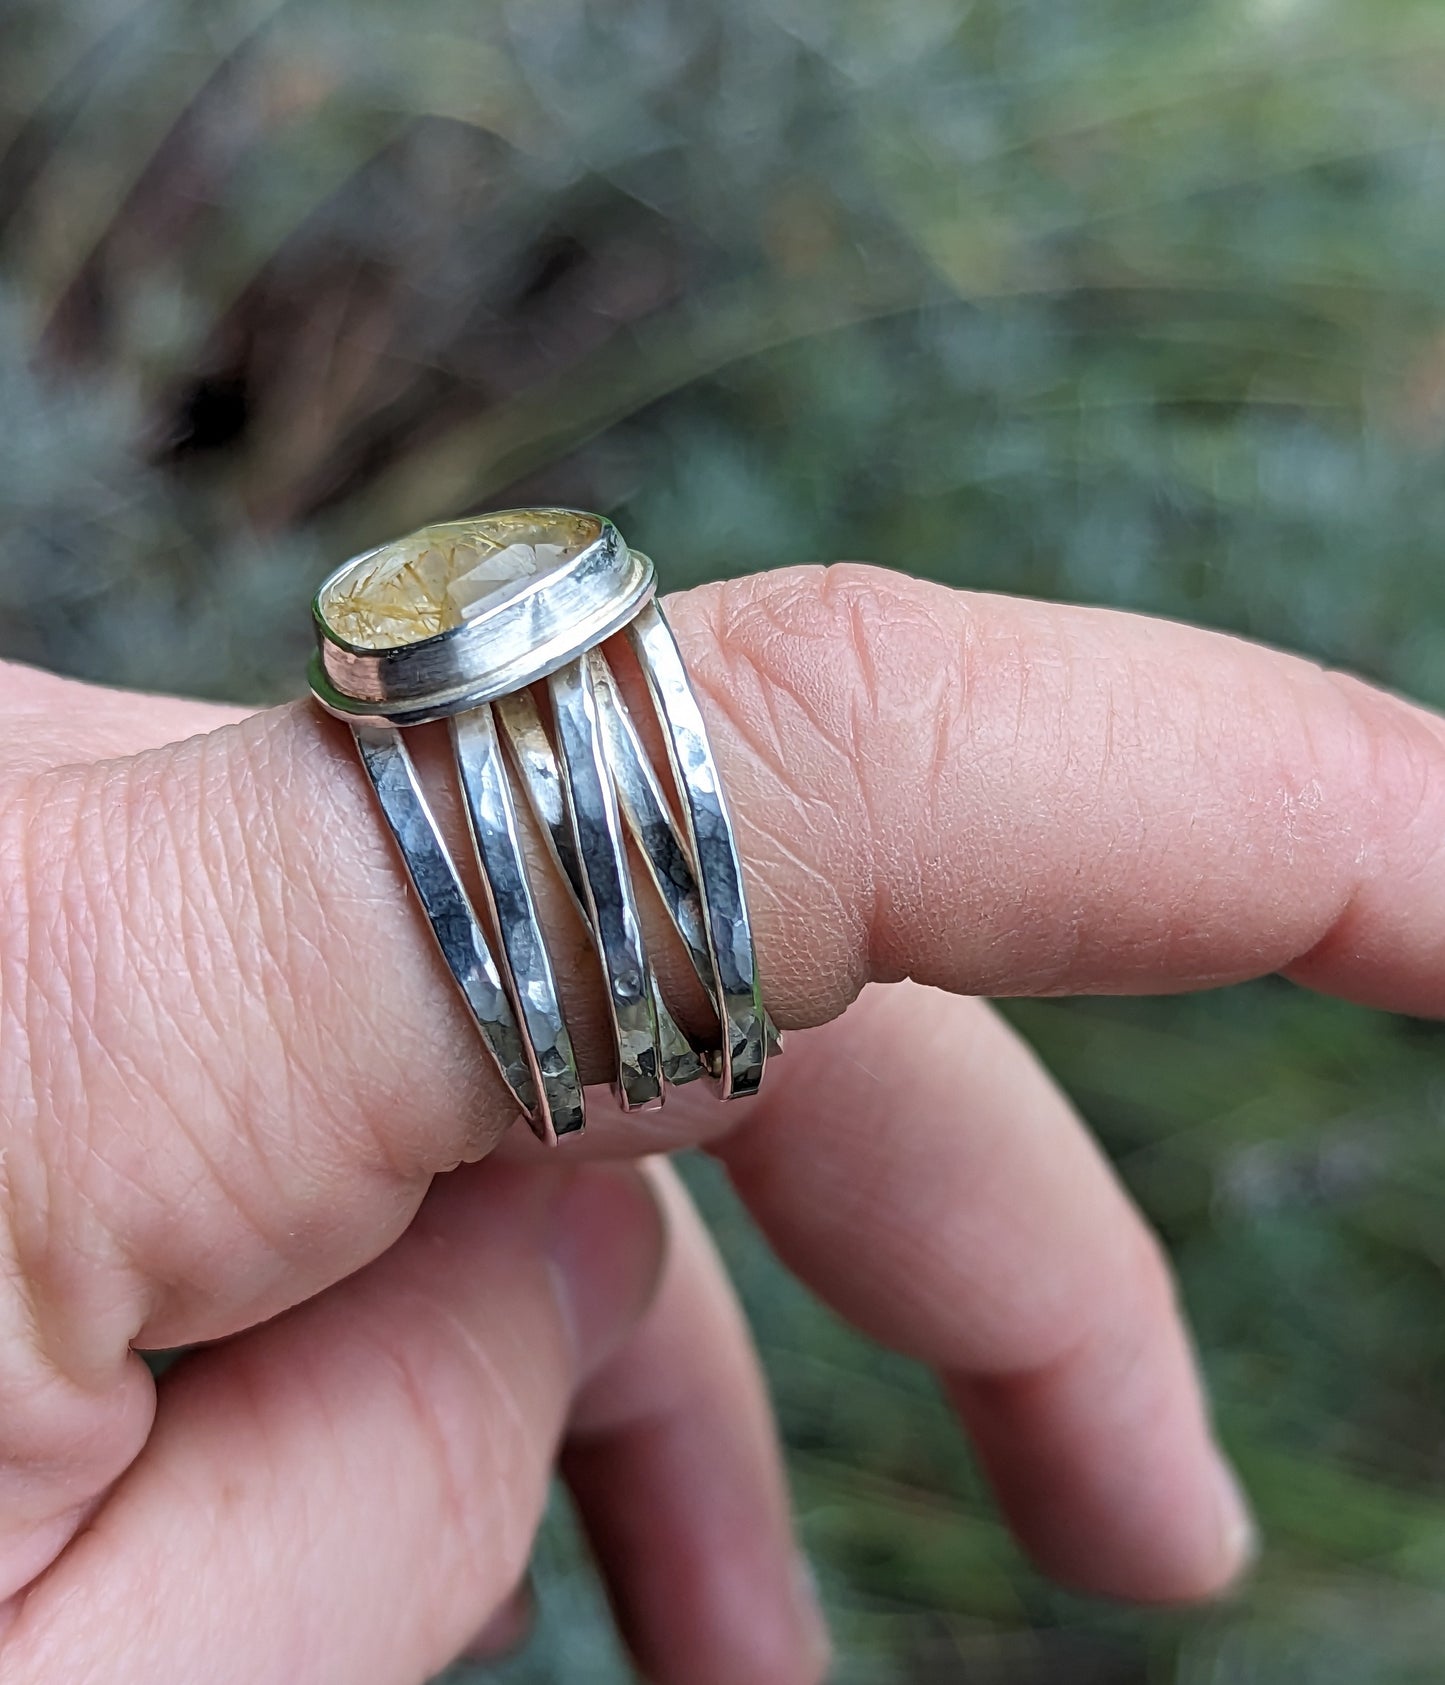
top-left (321, 511), bottom-right (601, 650)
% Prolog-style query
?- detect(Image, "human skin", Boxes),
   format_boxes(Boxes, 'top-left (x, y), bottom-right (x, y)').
top-left (2, 562), bottom-right (1443, 1681)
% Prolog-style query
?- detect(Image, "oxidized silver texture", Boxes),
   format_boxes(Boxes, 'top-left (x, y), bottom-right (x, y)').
top-left (309, 508), bottom-right (773, 1139)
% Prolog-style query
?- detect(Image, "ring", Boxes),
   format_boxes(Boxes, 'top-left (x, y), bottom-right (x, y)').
top-left (307, 508), bottom-right (776, 1142)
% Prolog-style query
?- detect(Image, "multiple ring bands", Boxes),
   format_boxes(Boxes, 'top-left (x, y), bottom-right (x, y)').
top-left (308, 509), bottom-right (775, 1142)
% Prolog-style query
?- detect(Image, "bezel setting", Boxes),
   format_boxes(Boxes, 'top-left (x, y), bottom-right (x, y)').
top-left (309, 509), bottom-right (656, 728)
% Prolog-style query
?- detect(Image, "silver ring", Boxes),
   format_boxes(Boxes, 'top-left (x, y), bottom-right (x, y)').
top-left (494, 683), bottom-right (709, 1097)
top-left (308, 507), bottom-right (775, 1139)
top-left (452, 705), bottom-right (584, 1143)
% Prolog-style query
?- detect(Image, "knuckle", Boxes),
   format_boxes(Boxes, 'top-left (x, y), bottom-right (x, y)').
top-left (0, 1212), bottom-right (152, 1564)
top-left (0, 697), bottom-right (518, 1361)
top-left (968, 1213), bottom-right (1182, 1404)
top-left (362, 1308), bottom-right (544, 1600)
top-left (684, 561), bottom-right (977, 770)
top-left (1319, 669), bottom-right (1445, 876)
top-left (0, 770), bottom-right (142, 1374)
top-left (1115, 1219), bottom-right (1181, 1337)
top-left (3, 730), bottom-right (380, 1341)
top-left (670, 565), bottom-right (1002, 1001)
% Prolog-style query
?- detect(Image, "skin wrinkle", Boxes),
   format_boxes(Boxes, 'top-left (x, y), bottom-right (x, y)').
top-left (918, 598), bottom-right (975, 900)
top-left (940, 594), bottom-right (1087, 989)
top-left (938, 607), bottom-right (1068, 989)
top-left (9, 782), bottom-right (65, 1375)
top-left (1284, 674), bottom-right (1445, 984)
top-left (956, 1226), bottom-right (1192, 1563)
top-left (1, 1155), bottom-right (687, 1685)
top-left (1010, 630), bottom-right (1132, 993)
top-left (1038, 615), bottom-right (1326, 985)
top-left (954, 1218), bottom-right (1180, 1424)
top-left (187, 741), bottom-right (336, 1208)
top-left (231, 711), bottom-right (496, 1169)
top-left (224, 1221), bottom-right (563, 1680)
top-left (16, 742), bottom-right (420, 1365)
top-left (253, 867), bottom-right (376, 1191)
top-left (681, 570), bottom-right (908, 988)
top-left (812, 567), bottom-right (969, 986)
top-left (428, 1305), bottom-right (544, 1590)
top-left (144, 809), bottom-right (295, 1291)
top-left (952, 1382), bottom-right (1209, 1596)
top-left (693, 586), bottom-right (795, 787)
top-left (263, 1353), bottom-right (350, 1612)
top-left (682, 586), bottom-right (857, 811)
top-left (76, 805), bottom-right (286, 1330)
top-left (180, 732), bottom-right (356, 1265)
top-left (351, 1304), bottom-right (525, 1600)
top-left (65, 765), bottom-right (239, 1197)
top-left (1, 567), bottom-right (1445, 1643)
top-left (49, 1355), bottom-right (287, 1671)
top-left (708, 568), bottom-right (872, 763)
top-left (1324, 673), bottom-right (1445, 879)
top-left (10, 775), bottom-right (158, 1393)
top-left (675, 607), bottom-right (868, 1014)
top-left (1084, 652), bottom-right (1217, 984)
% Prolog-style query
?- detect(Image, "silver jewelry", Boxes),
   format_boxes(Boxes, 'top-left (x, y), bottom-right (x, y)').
top-left (308, 509), bottom-right (775, 1141)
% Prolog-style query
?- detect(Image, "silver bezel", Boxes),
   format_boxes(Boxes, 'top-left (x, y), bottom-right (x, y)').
top-left (308, 510), bottom-right (656, 728)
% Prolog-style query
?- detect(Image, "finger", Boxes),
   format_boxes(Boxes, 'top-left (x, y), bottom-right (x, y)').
top-left (0, 658), bottom-right (247, 772)
top-left (564, 1161), bottom-right (829, 1685)
top-left (11, 565), bottom-right (1445, 1572)
top-left (710, 981), bottom-right (1254, 1602)
top-left (0, 1158), bottom-right (666, 1684)
top-left (681, 567), bottom-right (1445, 1019)
top-left (507, 982), bottom-right (1255, 1597)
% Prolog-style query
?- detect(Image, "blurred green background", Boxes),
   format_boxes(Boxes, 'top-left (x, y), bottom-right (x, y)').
top-left (6, 0), bottom-right (1445, 1679)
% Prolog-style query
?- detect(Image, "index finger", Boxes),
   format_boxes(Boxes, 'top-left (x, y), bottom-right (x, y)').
top-left (683, 564), bottom-right (1445, 1019)
top-left (19, 564), bottom-right (1445, 1315)
top-left (6, 563), bottom-right (1444, 1587)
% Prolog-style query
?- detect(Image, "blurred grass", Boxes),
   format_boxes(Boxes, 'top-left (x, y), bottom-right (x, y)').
top-left (6, 0), bottom-right (1445, 1679)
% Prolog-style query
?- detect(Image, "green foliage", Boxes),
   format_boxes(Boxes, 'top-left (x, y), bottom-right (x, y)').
top-left (6, 0), bottom-right (1445, 1678)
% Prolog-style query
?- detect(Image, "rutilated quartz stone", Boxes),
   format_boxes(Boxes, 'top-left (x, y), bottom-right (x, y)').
top-left (321, 511), bottom-right (598, 649)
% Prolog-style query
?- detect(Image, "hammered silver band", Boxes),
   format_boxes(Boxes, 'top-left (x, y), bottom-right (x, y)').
top-left (308, 509), bottom-right (775, 1142)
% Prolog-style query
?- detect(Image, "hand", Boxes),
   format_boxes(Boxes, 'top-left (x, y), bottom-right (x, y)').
top-left (3, 563), bottom-right (1441, 1680)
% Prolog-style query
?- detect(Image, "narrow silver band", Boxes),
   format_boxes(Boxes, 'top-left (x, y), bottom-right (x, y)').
top-left (494, 686), bottom-right (588, 914)
top-left (452, 705), bottom-right (584, 1142)
top-left (495, 683), bottom-right (710, 1094)
top-left (628, 601), bottom-right (769, 1099)
top-left (588, 644), bottom-right (782, 1073)
top-left (548, 656), bottom-right (665, 1112)
top-left (311, 509), bottom-right (773, 1138)
top-left (588, 648), bottom-right (714, 1000)
top-left (352, 724), bottom-right (538, 1120)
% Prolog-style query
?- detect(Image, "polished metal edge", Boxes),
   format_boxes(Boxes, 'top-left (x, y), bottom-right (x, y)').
top-left (493, 687), bottom-right (589, 916)
top-left (351, 724), bottom-right (540, 1125)
top-left (309, 565), bottom-right (656, 725)
top-left (626, 601), bottom-right (769, 1099)
top-left (496, 684), bottom-right (708, 1092)
top-left (311, 512), bottom-right (656, 717)
top-left (452, 705), bottom-right (585, 1141)
top-left (548, 656), bottom-right (665, 1111)
top-left (588, 649), bottom-right (722, 1067)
